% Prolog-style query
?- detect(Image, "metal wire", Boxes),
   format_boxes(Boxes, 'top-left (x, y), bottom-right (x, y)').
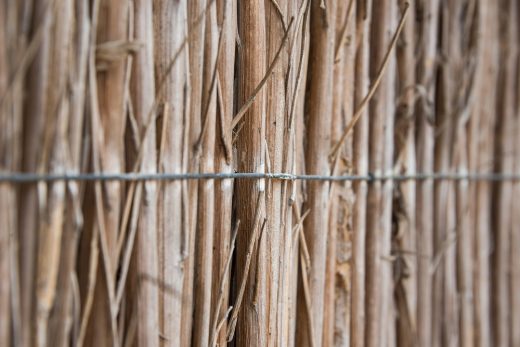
top-left (1, 171), bottom-right (520, 183)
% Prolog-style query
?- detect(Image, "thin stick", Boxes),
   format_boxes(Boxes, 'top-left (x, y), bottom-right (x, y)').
top-left (213, 306), bottom-right (233, 346)
top-left (114, 183), bottom-right (143, 314)
top-left (300, 252), bottom-right (315, 347)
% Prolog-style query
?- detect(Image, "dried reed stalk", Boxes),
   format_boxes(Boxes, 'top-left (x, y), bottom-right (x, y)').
top-left (264, 1), bottom-right (291, 346)
top-left (19, 1), bottom-right (53, 345)
top-left (364, 2), bottom-right (398, 346)
top-left (394, 1), bottom-right (417, 346)
top-left (434, 2), bottom-right (462, 346)
top-left (493, 2), bottom-right (518, 345)
top-left (210, 0), bottom-right (235, 346)
top-left (327, 0), bottom-right (356, 345)
top-left (512, 45), bottom-right (520, 346)
top-left (48, 1), bottom-right (89, 345)
top-left (350, 1), bottom-right (372, 345)
top-left (235, 1), bottom-right (268, 345)
top-left (154, 1), bottom-right (188, 345)
top-left (129, 0), bottom-right (159, 345)
top-left (0, 3), bottom-right (17, 346)
top-left (295, 1), bottom-right (336, 346)
top-left (454, 3), bottom-right (478, 346)
top-left (282, 2), bottom-right (308, 346)
top-left (415, 1), bottom-right (439, 346)
top-left (470, 3), bottom-right (499, 346)
top-left (192, 1), bottom-right (218, 345)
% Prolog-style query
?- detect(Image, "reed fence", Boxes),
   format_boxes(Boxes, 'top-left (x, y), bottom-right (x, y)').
top-left (1, 0), bottom-right (519, 346)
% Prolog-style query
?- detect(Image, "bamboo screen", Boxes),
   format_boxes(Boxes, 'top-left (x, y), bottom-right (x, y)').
top-left (1, 0), bottom-right (520, 346)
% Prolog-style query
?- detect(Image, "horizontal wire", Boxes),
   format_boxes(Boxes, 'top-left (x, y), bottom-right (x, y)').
top-left (1, 171), bottom-right (520, 183)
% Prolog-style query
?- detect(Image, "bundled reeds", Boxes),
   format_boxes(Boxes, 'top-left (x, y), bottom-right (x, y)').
top-left (1, 0), bottom-right (520, 346)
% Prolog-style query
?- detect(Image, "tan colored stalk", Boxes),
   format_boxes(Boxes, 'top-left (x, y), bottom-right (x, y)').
top-left (470, 2), bottom-right (498, 346)
top-left (48, 1), bottom-right (89, 345)
top-left (265, 1), bottom-right (289, 345)
top-left (281, 2), bottom-right (309, 345)
top-left (85, 0), bottom-right (129, 345)
top-left (511, 50), bottom-right (520, 346)
top-left (493, 2), bottom-right (517, 345)
top-left (380, 5), bottom-right (398, 345)
top-left (0, 4), bottom-right (14, 346)
top-left (183, 2), bottom-right (206, 343)
top-left (364, 2), bottom-right (397, 346)
top-left (394, 1), bottom-right (417, 345)
top-left (33, 1), bottom-right (73, 345)
top-left (323, 3), bottom-right (344, 345)
top-left (336, 7), bottom-right (357, 342)
top-left (19, 1), bottom-right (52, 345)
top-left (350, 1), bottom-right (372, 345)
top-left (325, 1), bottom-right (356, 345)
top-left (433, 2), bottom-right (461, 346)
top-left (192, 2), bottom-right (218, 345)
top-left (210, 0), bottom-right (236, 346)
top-left (454, 3), bottom-right (477, 346)
top-left (234, 1), bottom-right (268, 346)
top-left (95, 0), bottom-right (128, 271)
top-left (153, 1), bottom-right (189, 345)
top-left (415, 1), bottom-right (439, 346)
top-left (295, 1), bottom-right (336, 346)
top-left (129, 0), bottom-right (159, 345)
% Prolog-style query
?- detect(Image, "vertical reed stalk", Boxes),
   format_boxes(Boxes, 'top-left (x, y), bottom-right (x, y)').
top-left (394, 1), bottom-right (416, 346)
top-left (329, 0), bottom-right (356, 344)
top-left (130, 0), bottom-right (159, 345)
top-left (0, 4), bottom-right (14, 346)
top-left (154, 1), bottom-right (189, 345)
top-left (365, 2), bottom-right (396, 346)
top-left (492, 2), bottom-right (517, 345)
top-left (351, 1), bottom-right (371, 345)
top-left (415, 1), bottom-right (439, 346)
top-left (511, 54), bottom-right (520, 346)
top-left (282, 2), bottom-right (308, 345)
top-left (265, 1), bottom-right (289, 345)
top-left (19, 1), bottom-right (50, 344)
top-left (48, 1), bottom-right (89, 345)
top-left (235, 1), bottom-right (267, 345)
top-left (192, 2), bottom-right (217, 345)
top-left (434, 2), bottom-right (462, 345)
top-left (210, 0), bottom-right (235, 346)
top-left (34, 1), bottom-right (73, 345)
top-left (183, 2), bottom-right (206, 343)
top-left (296, 1), bottom-right (336, 346)
top-left (471, 2), bottom-right (498, 346)
top-left (454, 3), bottom-right (477, 347)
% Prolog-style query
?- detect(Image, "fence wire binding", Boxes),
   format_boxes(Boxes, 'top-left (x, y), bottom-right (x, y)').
top-left (1, 171), bottom-right (520, 183)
